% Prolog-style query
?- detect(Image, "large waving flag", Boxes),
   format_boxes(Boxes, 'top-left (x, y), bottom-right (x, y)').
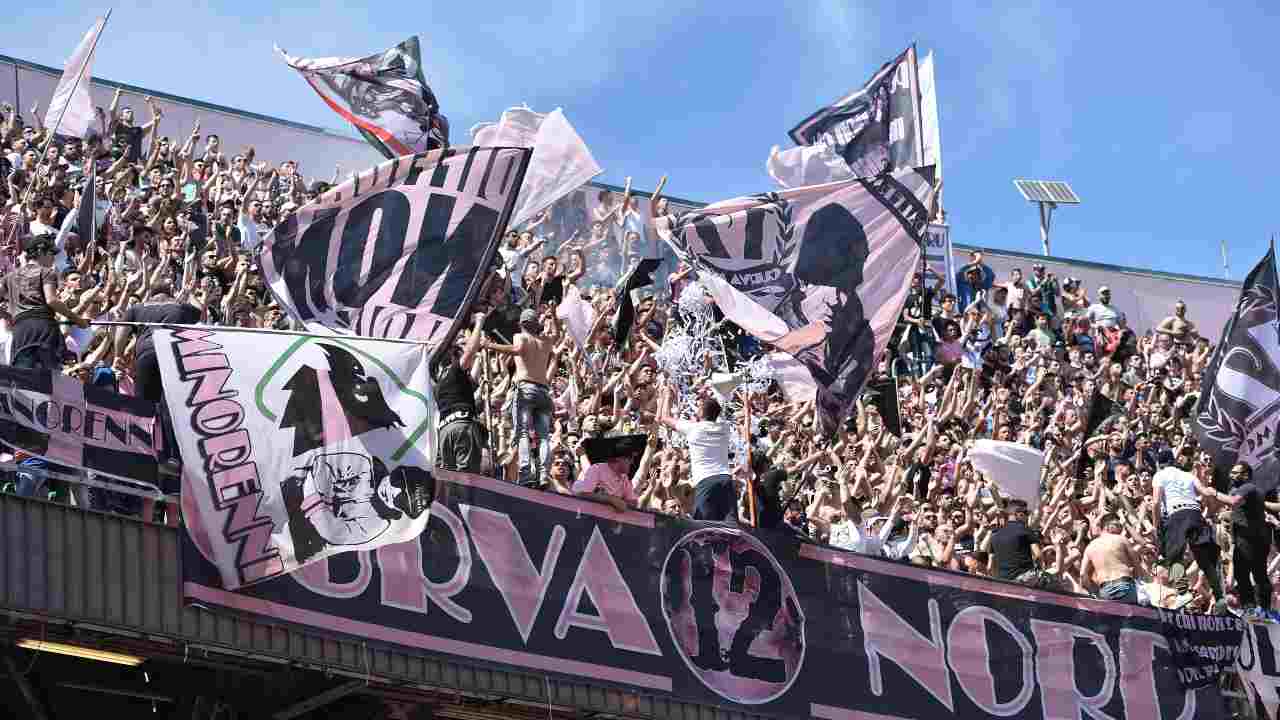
top-left (260, 147), bottom-right (531, 345)
top-left (43, 17), bottom-right (106, 138)
top-left (1193, 246), bottom-right (1280, 491)
top-left (277, 37), bottom-right (449, 158)
top-left (156, 329), bottom-right (435, 589)
top-left (659, 166), bottom-right (936, 432)
top-left (470, 105), bottom-right (602, 228)
top-left (770, 46), bottom-right (923, 188)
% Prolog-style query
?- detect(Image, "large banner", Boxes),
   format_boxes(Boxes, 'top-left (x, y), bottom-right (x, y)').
top-left (0, 365), bottom-right (159, 485)
top-left (183, 469), bottom-right (1231, 719)
top-left (158, 328), bottom-right (435, 590)
top-left (659, 167), bottom-right (936, 431)
top-left (261, 146), bottom-right (531, 343)
top-left (1193, 247), bottom-right (1280, 491)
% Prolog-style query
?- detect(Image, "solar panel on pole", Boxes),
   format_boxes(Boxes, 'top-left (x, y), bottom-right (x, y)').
top-left (1012, 179), bottom-right (1081, 256)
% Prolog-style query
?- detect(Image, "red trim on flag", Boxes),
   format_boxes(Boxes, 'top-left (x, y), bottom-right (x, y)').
top-left (303, 77), bottom-right (413, 156)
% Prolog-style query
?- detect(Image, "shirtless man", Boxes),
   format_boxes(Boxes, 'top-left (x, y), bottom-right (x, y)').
top-left (483, 308), bottom-right (555, 485)
top-left (1156, 300), bottom-right (1197, 346)
top-left (1080, 515), bottom-right (1141, 604)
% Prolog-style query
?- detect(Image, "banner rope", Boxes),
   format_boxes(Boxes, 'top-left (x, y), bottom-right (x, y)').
top-left (80, 320), bottom-right (433, 347)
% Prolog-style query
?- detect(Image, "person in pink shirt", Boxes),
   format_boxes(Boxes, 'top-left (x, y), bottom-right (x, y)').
top-left (572, 434), bottom-right (655, 513)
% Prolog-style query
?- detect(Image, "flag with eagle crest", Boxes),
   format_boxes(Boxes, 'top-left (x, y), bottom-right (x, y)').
top-left (155, 327), bottom-right (436, 590)
top-left (657, 166), bottom-right (936, 433)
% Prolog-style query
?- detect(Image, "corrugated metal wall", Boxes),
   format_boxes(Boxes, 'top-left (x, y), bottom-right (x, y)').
top-left (0, 495), bottom-right (769, 720)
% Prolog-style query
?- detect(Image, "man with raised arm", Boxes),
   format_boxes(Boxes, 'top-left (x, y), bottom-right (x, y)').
top-left (1081, 514), bottom-right (1141, 603)
top-left (482, 308), bottom-right (555, 486)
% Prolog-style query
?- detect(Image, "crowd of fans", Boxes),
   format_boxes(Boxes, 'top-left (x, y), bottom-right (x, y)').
top-left (2, 95), bottom-right (1276, 618)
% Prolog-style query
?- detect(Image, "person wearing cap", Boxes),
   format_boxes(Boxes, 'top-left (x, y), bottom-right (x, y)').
top-left (483, 308), bottom-right (555, 486)
top-left (0, 235), bottom-right (89, 370)
top-left (1026, 263), bottom-right (1059, 321)
top-left (1086, 286), bottom-right (1125, 330)
top-left (572, 434), bottom-right (655, 513)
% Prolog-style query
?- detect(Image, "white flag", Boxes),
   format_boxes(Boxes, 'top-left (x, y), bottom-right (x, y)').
top-left (555, 286), bottom-right (595, 350)
top-left (44, 17), bottom-right (105, 138)
top-left (765, 352), bottom-right (818, 402)
top-left (765, 143), bottom-right (855, 189)
top-left (156, 328), bottom-right (437, 589)
top-left (920, 51), bottom-right (943, 172)
top-left (471, 106), bottom-right (602, 227)
top-left (967, 440), bottom-right (1044, 511)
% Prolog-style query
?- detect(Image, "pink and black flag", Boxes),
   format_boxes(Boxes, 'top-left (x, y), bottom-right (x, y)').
top-left (0, 365), bottom-right (159, 486)
top-left (277, 37), bottom-right (449, 158)
top-left (770, 46), bottom-right (923, 187)
top-left (261, 146), bottom-right (531, 346)
top-left (658, 166), bottom-right (936, 432)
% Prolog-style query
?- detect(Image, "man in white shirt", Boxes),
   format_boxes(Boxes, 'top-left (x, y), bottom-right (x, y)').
top-left (1151, 456), bottom-right (1227, 613)
top-left (1086, 286), bottom-right (1126, 330)
top-left (658, 392), bottom-right (735, 521)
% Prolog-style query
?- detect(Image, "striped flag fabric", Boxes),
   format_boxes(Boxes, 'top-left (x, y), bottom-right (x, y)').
top-left (0, 365), bottom-right (159, 487)
top-left (260, 146), bottom-right (531, 347)
top-left (277, 37), bottom-right (449, 158)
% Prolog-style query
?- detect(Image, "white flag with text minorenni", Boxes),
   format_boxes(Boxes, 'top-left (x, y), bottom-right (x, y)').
top-left (156, 328), bottom-right (436, 589)
top-left (260, 147), bottom-right (531, 345)
top-left (658, 166), bottom-right (936, 432)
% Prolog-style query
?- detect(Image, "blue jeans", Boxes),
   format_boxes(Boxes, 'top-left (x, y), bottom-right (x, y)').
top-left (513, 382), bottom-right (553, 485)
top-left (1099, 577), bottom-right (1139, 604)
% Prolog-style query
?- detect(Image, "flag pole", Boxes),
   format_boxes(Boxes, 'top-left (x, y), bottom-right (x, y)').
top-left (743, 387), bottom-right (757, 527)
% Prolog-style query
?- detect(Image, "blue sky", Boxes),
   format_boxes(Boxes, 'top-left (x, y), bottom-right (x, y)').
top-left (5, 2), bottom-right (1278, 280)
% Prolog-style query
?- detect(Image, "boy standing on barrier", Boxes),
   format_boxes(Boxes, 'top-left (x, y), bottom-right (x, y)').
top-left (1151, 457), bottom-right (1228, 614)
top-left (482, 308), bottom-right (554, 487)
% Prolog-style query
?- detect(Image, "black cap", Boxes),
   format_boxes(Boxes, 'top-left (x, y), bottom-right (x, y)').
top-left (581, 434), bottom-right (648, 464)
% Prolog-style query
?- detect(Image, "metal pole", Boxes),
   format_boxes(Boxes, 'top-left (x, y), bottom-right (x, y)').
top-left (1221, 240), bottom-right (1230, 279)
top-left (11, 61), bottom-right (19, 122)
top-left (1038, 202), bottom-right (1054, 256)
top-left (481, 348), bottom-right (495, 477)
top-left (743, 388), bottom-right (757, 528)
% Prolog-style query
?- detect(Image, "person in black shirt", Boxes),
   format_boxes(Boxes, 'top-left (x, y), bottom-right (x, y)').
top-left (985, 499), bottom-right (1054, 588)
top-left (432, 312), bottom-right (487, 474)
top-left (748, 454), bottom-right (785, 530)
top-left (1220, 464), bottom-right (1273, 619)
top-left (114, 282), bottom-right (202, 405)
